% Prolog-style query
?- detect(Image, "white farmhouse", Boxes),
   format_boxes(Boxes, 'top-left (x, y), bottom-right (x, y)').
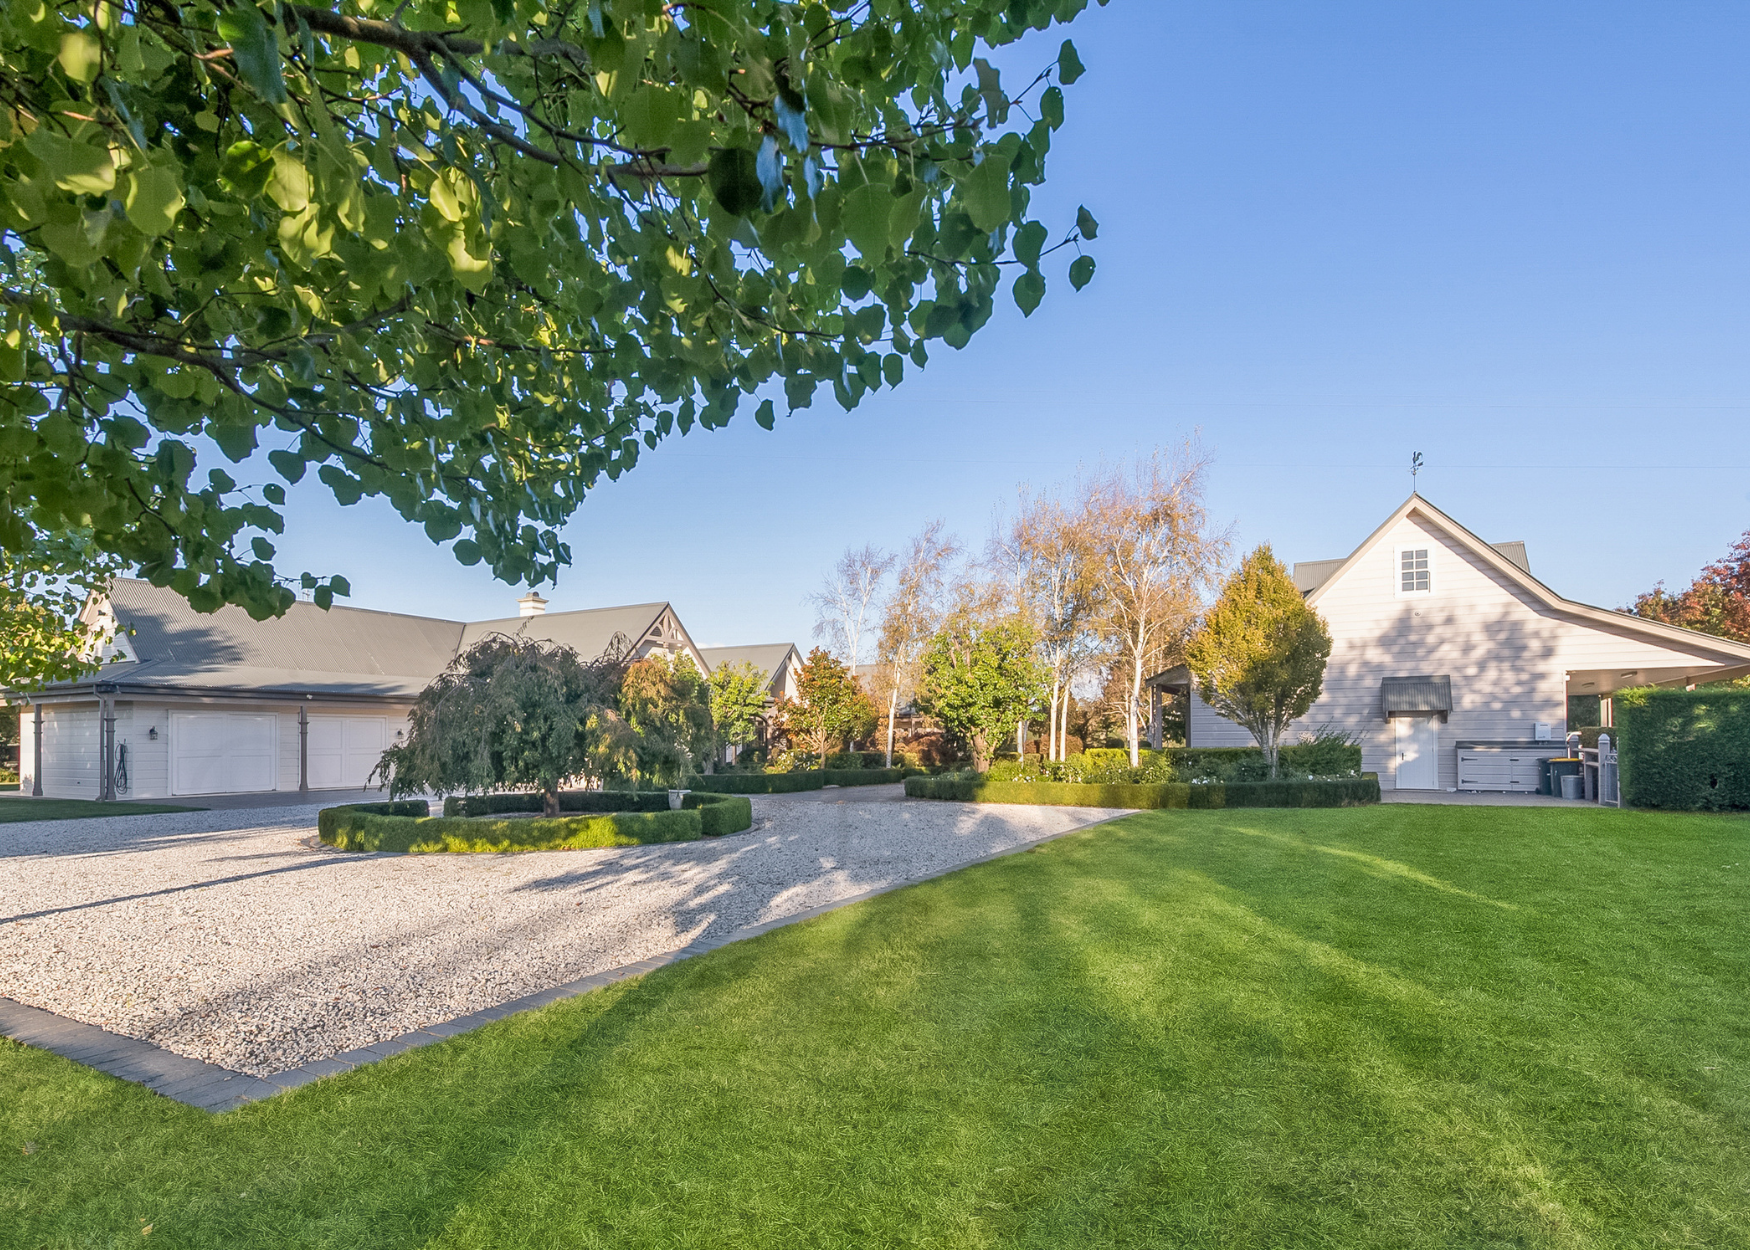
top-left (1151, 494), bottom-right (1750, 792)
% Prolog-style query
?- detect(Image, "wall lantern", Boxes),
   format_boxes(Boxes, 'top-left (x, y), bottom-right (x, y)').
top-left (147, 726), bottom-right (158, 740)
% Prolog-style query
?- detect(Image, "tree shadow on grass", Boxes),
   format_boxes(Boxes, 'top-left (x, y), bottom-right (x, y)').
top-left (4, 809), bottom-right (1748, 1248)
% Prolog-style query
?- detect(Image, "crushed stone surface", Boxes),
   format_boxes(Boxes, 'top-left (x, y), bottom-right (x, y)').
top-left (0, 787), bottom-right (1122, 1076)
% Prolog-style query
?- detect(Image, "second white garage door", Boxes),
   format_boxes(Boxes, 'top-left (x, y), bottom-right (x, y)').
top-left (306, 716), bottom-right (387, 790)
top-left (171, 712), bottom-right (277, 796)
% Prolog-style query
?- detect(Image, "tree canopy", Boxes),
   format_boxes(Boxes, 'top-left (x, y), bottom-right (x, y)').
top-left (1, 0), bottom-right (1104, 621)
top-left (918, 612), bottom-right (1044, 770)
top-left (374, 631), bottom-right (633, 814)
top-left (707, 658), bottom-right (769, 760)
top-left (1633, 528), bottom-right (1750, 645)
top-left (1183, 546), bottom-right (1332, 778)
top-left (776, 645), bottom-right (874, 764)
top-left (618, 651), bottom-right (713, 784)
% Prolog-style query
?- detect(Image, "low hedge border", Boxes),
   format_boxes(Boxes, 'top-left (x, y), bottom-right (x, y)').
top-left (903, 774), bottom-right (1381, 810)
top-left (677, 768), bottom-right (913, 794)
top-left (321, 792), bottom-right (752, 853)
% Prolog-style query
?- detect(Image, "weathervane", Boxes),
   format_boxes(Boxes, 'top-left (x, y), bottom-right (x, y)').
top-left (1410, 451), bottom-right (1424, 494)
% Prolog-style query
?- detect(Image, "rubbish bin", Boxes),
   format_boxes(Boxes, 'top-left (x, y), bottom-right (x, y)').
top-left (1560, 774), bottom-right (1583, 801)
top-left (1547, 757), bottom-right (1581, 797)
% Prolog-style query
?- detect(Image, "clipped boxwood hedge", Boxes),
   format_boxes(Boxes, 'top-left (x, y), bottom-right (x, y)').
top-left (678, 768), bottom-right (912, 794)
top-left (684, 772), bottom-right (823, 795)
top-left (322, 790), bottom-right (752, 853)
top-left (1616, 686), bottom-right (1750, 811)
top-left (903, 773), bottom-right (1380, 810)
top-left (819, 767), bottom-right (909, 787)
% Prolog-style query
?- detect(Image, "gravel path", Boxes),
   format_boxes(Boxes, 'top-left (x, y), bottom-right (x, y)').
top-left (0, 788), bottom-right (1122, 1076)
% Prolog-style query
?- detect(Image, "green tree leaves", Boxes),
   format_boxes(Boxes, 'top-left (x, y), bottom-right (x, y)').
top-left (0, 0), bottom-right (1107, 622)
top-left (707, 147), bottom-right (762, 217)
top-left (215, 3), bottom-right (285, 104)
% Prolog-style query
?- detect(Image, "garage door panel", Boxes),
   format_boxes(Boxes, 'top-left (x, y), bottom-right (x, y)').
top-left (307, 715), bottom-right (386, 789)
top-left (171, 712), bottom-right (276, 796)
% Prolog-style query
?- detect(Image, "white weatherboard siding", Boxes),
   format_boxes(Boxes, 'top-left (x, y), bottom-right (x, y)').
top-left (1188, 506), bottom-right (1748, 789)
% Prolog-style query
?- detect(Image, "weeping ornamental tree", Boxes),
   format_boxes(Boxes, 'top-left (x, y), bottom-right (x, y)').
top-left (0, 0), bottom-right (1103, 622)
top-left (374, 633), bottom-right (635, 816)
top-left (1183, 546), bottom-right (1332, 778)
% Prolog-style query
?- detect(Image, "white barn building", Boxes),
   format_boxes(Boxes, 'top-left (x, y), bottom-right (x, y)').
top-left (1152, 495), bottom-right (1750, 792)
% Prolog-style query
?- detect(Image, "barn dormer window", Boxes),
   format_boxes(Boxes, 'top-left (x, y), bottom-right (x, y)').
top-left (1396, 546), bottom-right (1432, 596)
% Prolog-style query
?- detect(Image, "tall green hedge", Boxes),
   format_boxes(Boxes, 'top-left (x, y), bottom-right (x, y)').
top-left (1616, 686), bottom-right (1750, 811)
top-left (903, 774), bottom-right (1380, 810)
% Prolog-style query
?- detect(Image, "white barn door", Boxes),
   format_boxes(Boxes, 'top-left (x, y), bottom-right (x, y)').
top-left (1393, 714), bottom-right (1440, 790)
top-left (307, 716), bottom-right (388, 789)
top-left (171, 712), bottom-right (277, 795)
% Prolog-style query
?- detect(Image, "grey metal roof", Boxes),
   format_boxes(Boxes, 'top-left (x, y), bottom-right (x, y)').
top-left (1381, 674), bottom-right (1453, 714)
top-left (1291, 558), bottom-right (1346, 595)
top-left (698, 643), bottom-right (800, 693)
top-left (33, 579), bottom-right (467, 699)
top-left (28, 583), bottom-right (711, 703)
top-left (458, 603), bottom-right (668, 659)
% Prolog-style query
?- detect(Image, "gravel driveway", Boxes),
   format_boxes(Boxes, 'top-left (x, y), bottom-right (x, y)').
top-left (0, 787), bottom-right (1122, 1076)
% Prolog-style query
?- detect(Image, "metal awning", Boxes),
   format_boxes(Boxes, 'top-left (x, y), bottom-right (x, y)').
top-left (1381, 674), bottom-right (1452, 716)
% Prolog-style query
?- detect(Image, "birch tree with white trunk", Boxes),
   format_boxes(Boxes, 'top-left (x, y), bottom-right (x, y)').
top-left (874, 522), bottom-right (961, 766)
top-left (1087, 446), bottom-right (1226, 766)
top-left (809, 544), bottom-right (896, 674)
top-left (1002, 488), bottom-right (1103, 761)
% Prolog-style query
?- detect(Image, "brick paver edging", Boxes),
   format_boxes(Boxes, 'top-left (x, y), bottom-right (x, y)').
top-left (1, 807), bottom-right (1131, 1113)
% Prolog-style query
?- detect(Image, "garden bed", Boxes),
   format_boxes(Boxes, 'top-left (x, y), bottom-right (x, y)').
top-left (320, 791), bottom-right (753, 852)
top-left (905, 773), bottom-right (1380, 809)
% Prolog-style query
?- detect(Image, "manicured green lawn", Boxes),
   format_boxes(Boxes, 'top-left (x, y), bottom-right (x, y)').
top-left (3, 804), bottom-right (1747, 1247)
top-left (0, 797), bottom-right (201, 822)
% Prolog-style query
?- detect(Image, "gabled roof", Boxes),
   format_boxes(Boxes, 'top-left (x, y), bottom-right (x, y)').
top-left (1295, 538), bottom-right (1528, 594)
top-left (1305, 494), bottom-right (1750, 668)
top-left (459, 602), bottom-right (669, 660)
top-left (53, 579), bottom-right (468, 699)
top-left (698, 643), bottom-right (801, 694)
top-left (26, 582), bottom-right (718, 702)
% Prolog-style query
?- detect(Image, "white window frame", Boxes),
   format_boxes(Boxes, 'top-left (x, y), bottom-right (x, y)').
top-left (1394, 543), bottom-right (1434, 598)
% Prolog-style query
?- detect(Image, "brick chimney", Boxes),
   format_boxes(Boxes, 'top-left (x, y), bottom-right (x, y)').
top-left (517, 592), bottom-right (548, 617)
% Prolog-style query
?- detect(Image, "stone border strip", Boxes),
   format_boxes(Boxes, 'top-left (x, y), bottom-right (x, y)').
top-left (2, 806), bottom-right (1131, 1113)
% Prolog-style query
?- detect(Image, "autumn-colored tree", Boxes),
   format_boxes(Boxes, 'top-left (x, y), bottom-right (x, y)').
top-left (994, 483), bottom-right (1102, 762)
top-left (873, 520), bottom-right (960, 766)
top-left (1183, 546), bottom-right (1333, 778)
top-left (775, 647), bottom-right (877, 766)
top-left (1086, 446), bottom-right (1225, 765)
top-left (1633, 529), bottom-right (1750, 644)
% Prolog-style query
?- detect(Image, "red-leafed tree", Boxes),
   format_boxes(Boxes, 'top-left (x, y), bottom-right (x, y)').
top-left (1632, 530), bottom-right (1750, 644)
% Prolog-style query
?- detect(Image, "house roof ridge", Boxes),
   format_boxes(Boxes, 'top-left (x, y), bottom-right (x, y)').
top-left (1305, 495), bottom-right (1750, 663)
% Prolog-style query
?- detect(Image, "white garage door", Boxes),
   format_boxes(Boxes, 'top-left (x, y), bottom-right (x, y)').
top-left (306, 716), bottom-right (387, 790)
top-left (171, 712), bottom-right (277, 796)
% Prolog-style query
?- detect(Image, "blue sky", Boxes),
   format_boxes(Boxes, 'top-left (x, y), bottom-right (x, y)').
top-left (269, 1), bottom-right (1750, 647)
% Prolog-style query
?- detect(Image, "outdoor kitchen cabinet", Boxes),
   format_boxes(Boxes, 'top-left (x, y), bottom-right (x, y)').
top-left (1455, 741), bottom-right (1556, 793)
